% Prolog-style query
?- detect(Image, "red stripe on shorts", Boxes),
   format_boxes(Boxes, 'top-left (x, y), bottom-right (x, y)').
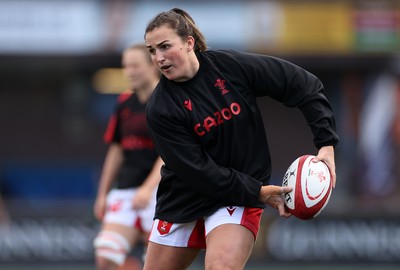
top-left (187, 219), bottom-right (206, 249)
top-left (240, 208), bottom-right (263, 240)
top-left (133, 216), bottom-right (143, 233)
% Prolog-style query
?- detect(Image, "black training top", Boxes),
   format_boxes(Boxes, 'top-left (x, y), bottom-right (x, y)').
top-left (146, 50), bottom-right (339, 223)
top-left (104, 91), bottom-right (158, 189)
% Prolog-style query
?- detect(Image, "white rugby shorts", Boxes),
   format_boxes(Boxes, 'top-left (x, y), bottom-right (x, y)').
top-left (149, 206), bottom-right (263, 248)
top-left (103, 188), bottom-right (156, 233)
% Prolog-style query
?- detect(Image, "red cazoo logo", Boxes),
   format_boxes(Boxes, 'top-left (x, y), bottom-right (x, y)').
top-left (194, 102), bottom-right (241, 136)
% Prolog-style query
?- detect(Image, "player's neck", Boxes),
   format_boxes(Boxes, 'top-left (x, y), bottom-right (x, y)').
top-left (134, 80), bottom-right (158, 104)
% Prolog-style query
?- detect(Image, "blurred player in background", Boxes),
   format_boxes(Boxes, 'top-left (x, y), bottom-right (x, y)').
top-left (93, 44), bottom-right (162, 270)
top-left (144, 8), bottom-right (338, 270)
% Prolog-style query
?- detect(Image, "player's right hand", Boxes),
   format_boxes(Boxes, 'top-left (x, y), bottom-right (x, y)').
top-left (313, 145), bottom-right (336, 188)
top-left (259, 185), bottom-right (292, 218)
top-left (93, 195), bottom-right (107, 221)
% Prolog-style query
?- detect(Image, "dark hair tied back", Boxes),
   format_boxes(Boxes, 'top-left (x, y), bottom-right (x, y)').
top-left (145, 7), bottom-right (208, 52)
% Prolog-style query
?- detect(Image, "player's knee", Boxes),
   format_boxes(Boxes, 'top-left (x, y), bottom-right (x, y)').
top-left (206, 250), bottom-right (241, 270)
top-left (94, 230), bottom-right (131, 267)
top-left (96, 255), bottom-right (118, 270)
top-left (206, 258), bottom-right (237, 270)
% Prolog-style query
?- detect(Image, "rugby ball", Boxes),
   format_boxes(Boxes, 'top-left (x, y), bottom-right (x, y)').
top-left (282, 155), bottom-right (332, 220)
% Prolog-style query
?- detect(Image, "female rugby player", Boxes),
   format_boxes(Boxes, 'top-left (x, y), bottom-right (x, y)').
top-left (144, 8), bottom-right (338, 270)
top-left (93, 44), bottom-right (162, 270)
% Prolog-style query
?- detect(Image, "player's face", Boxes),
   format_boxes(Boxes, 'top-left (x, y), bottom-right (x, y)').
top-left (122, 49), bottom-right (155, 90)
top-left (145, 25), bottom-right (196, 82)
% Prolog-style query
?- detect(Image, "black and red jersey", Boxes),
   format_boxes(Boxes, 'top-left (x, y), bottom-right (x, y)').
top-left (104, 91), bottom-right (158, 189)
top-left (146, 50), bottom-right (339, 223)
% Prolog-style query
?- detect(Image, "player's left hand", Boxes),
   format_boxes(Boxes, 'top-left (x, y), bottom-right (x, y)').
top-left (313, 145), bottom-right (336, 188)
top-left (132, 186), bottom-right (153, 210)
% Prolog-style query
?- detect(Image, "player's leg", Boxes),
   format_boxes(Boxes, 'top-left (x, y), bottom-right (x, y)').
top-left (94, 223), bottom-right (141, 270)
top-left (205, 224), bottom-right (254, 270)
top-left (143, 219), bottom-right (205, 269)
top-left (204, 207), bottom-right (263, 270)
top-left (93, 189), bottom-right (142, 270)
top-left (138, 189), bottom-right (157, 263)
top-left (144, 242), bottom-right (200, 270)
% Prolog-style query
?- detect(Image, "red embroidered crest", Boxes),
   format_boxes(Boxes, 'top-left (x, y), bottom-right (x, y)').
top-left (109, 200), bottom-right (123, 212)
top-left (157, 220), bottom-right (173, 235)
top-left (214, 79), bottom-right (230, 95)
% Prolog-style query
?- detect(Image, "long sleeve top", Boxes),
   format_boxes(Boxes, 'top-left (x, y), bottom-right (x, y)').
top-left (104, 91), bottom-right (158, 188)
top-left (146, 50), bottom-right (339, 222)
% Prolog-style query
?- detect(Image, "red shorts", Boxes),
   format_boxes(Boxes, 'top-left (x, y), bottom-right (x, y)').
top-left (149, 206), bottom-right (263, 249)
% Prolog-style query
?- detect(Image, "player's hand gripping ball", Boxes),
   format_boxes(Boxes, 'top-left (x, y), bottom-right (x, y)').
top-left (282, 155), bottom-right (332, 220)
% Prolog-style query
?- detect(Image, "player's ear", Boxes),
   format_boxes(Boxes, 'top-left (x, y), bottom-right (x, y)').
top-left (186, 36), bottom-right (195, 52)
